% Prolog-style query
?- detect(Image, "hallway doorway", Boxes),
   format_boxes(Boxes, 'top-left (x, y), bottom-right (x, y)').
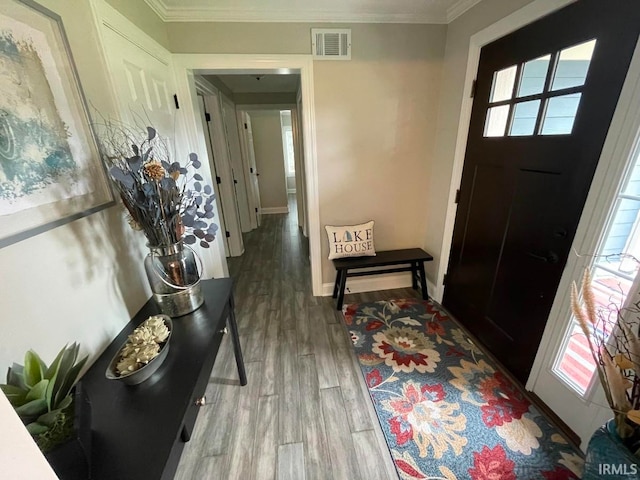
top-left (172, 54), bottom-right (323, 294)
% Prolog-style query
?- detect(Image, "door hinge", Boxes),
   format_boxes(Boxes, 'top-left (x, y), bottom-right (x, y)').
top-left (225, 231), bottom-right (231, 238)
top-left (244, 123), bottom-right (248, 129)
top-left (255, 207), bottom-right (258, 213)
top-left (250, 167), bottom-right (254, 173)
top-left (470, 80), bottom-right (477, 98)
top-left (205, 112), bottom-right (211, 122)
top-left (454, 189), bottom-right (461, 204)
top-left (173, 94), bottom-right (180, 109)
top-left (216, 176), bottom-right (221, 184)
top-left (443, 273), bottom-right (448, 285)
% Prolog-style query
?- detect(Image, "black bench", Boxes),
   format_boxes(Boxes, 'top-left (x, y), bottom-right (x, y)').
top-left (332, 248), bottom-right (434, 310)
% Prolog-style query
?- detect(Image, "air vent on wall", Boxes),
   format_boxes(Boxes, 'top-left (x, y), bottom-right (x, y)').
top-left (311, 28), bottom-right (351, 60)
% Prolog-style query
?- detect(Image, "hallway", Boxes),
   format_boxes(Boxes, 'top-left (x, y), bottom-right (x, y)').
top-left (175, 197), bottom-right (420, 479)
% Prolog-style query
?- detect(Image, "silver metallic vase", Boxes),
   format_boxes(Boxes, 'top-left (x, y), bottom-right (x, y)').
top-left (144, 242), bottom-right (204, 317)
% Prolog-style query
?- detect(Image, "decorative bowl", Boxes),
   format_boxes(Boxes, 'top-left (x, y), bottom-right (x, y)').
top-left (105, 315), bottom-right (172, 385)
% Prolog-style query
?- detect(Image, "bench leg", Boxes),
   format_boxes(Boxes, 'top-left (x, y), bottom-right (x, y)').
top-left (332, 270), bottom-right (342, 299)
top-left (411, 262), bottom-right (418, 290)
top-left (418, 261), bottom-right (429, 301)
top-left (337, 271), bottom-right (348, 311)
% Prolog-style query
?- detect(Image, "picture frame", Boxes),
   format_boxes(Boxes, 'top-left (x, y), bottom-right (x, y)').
top-left (0, 0), bottom-right (114, 248)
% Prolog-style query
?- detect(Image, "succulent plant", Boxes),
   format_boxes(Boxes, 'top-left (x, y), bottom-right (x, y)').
top-left (0, 343), bottom-right (87, 437)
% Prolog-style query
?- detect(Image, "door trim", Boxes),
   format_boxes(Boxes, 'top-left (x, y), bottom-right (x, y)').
top-left (437, 0), bottom-right (576, 303)
top-left (171, 54), bottom-right (322, 296)
top-left (194, 76), bottom-right (245, 257)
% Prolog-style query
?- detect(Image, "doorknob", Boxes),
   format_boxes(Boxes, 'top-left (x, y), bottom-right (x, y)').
top-left (527, 251), bottom-right (560, 264)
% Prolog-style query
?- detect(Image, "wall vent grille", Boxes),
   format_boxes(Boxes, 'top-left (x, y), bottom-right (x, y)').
top-left (311, 29), bottom-right (351, 60)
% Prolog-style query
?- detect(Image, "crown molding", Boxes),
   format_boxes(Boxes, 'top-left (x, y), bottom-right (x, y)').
top-left (144, 0), bottom-right (449, 24)
top-left (446, 0), bottom-right (484, 22)
top-left (143, 0), bottom-right (485, 24)
top-left (143, 0), bottom-right (168, 20)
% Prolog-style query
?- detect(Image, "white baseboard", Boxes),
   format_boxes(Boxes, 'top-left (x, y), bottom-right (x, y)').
top-left (321, 272), bottom-right (437, 299)
top-left (261, 207), bottom-right (289, 214)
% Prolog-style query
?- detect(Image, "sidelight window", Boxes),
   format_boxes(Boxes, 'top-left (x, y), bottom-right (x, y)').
top-left (552, 143), bottom-right (640, 395)
top-left (483, 39), bottom-right (596, 138)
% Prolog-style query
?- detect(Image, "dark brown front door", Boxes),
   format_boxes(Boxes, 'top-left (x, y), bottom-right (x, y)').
top-left (443, 0), bottom-right (640, 383)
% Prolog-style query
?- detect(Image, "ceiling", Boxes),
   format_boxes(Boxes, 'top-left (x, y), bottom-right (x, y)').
top-left (210, 74), bottom-right (300, 93)
top-left (143, 0), bottom-right (482, 24)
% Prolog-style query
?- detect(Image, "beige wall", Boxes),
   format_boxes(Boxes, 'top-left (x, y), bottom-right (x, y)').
top-left (168, 22), bottom-right (312, 54)
top-left (105, 0), bottom-right (169, 48)
top-left (315, 25), bottom-right (446, 283)
top-left (234, 92), bottom-right (298, 105)
top-left (250, 110), bottom-right (289, 210)
top-left (168, 23), bottom-right (447, 284)
top-left (424, 0), bottom-right (535, 286)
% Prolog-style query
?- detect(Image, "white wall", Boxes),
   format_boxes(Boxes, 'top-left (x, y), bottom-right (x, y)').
top-left (286, 176), bottom-right (296, 192)
top-left (249, 110), bottom-right (289, 211)
top-left (0, 0), bottom-right (151, 375)
top-left (0, 393), bottom-right (57, 480)
top-left (281, 111), bottom-right (296, 193)
top-left (1, 0), bottom-right (155, 471)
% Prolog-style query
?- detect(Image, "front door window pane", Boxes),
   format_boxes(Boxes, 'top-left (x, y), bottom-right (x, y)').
top-left (551, 39), bottom-right (597, 91)
top-left (509, 100), bottom-right (541, 136)
top-left (622, 155), bottom-right (640, 196)
top-left (484, 105), bottom-right (510, 137)
top-left (518, 55), bottom-right (551, 97)
top-left (490, 65), bottom-right (517, 102)
top-left (541, 93), bottom-right (582, 135)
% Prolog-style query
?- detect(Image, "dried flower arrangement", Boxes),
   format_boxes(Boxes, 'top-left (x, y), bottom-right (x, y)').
top-left (572, 268), bottom-right (640, 454)
top-left (115, 315), bottom-right (171, 376)
top-left (97, 121), bottom-right (218, 248)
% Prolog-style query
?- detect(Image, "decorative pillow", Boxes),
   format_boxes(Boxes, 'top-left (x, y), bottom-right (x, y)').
top-left (325, 221), bottom-right (376, 260)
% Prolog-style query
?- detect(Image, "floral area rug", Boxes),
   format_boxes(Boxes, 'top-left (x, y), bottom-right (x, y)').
top-left (342, 298), bottom-right (584, 480)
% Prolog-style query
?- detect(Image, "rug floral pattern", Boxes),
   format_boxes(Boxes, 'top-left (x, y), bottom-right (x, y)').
top-left (343, 298), bottom-right (584, 480)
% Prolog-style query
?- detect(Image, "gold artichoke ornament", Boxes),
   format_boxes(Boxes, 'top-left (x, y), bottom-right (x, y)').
top-left (115, 315), bottom-right (171, 376)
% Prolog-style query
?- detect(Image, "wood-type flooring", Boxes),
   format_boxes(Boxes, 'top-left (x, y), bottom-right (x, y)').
top-left (175, 196), bottom-right (416, 479)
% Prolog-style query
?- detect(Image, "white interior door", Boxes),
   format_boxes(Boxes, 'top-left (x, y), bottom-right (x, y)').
top-left (241, 112), bottom-right (261, 227)
top-left (221, 97), bottom-right (252, 232)
top-left (529, 39), bottom-right (640, 448)
top-left (197, 95), bottom-right (230, 256)
top-left (292, 102), bottom-right (308, 236)
top-left (99, 27), bottom-right (176, 149)
top-left (201, 93), bottom-right (244, 257)
top-left (236, 110), bottom-right (257, 230)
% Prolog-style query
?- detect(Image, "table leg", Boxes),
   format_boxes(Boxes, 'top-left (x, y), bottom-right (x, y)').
top-left (227, 294), bottom-right (247, 386)
top-left (418, 261), bottom-right (429, 301)
top-left (337, 270), bottom-right (348, 311)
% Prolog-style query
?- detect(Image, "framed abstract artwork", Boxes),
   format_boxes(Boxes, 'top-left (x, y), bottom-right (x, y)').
top-left (0, 0), bottom-right (114, 248)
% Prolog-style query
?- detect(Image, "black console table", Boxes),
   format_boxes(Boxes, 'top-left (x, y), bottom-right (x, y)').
top-left (81, 278), bottom-right (246, 480)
